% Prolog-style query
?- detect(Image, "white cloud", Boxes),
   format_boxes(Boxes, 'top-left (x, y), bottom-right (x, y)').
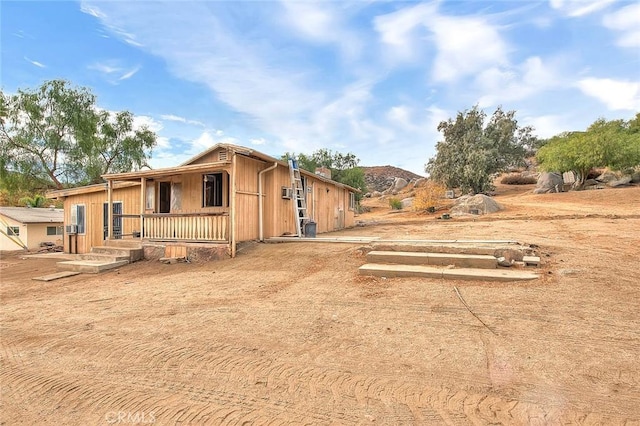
top-left (24, 56), bottom-right (45, 68)
top-left (577, 78), bottom-right (640, 111)
top-left (431, 16), bottom-right (508, 83)
top-left (88, 60), bottom-right (141, 83)
top-left (476, 56), bottom-right (562, 107)
top-left (549, 0), bottom-right (615, 17)
top-left (374, 3), bottom-right (508, 82)
top-left (190, 130), bottom-right (238, 153)
top-left (279, 1), bottom-right (362, 59)
top-left (250, 138), bottom-right (266, 146)
top-left (132, 115), bottom-right (163, 133)
top-left (159, 114), bottom-right (205, 127)
top-left (373, 3), bottom-right (436, 63)
top-left (603, 3), bottom-right (640, 48)
top-left (155, 136), bottom-right (170, 149)
top-left (524, 114), bottom-right (574, 138)
top-left (119, 66), bottom-right (140, 81)
top-left (80, 3), bottom-right (143, 47)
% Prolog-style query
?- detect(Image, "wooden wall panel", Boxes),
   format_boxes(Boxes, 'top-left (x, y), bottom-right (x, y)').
top-left (62, 185), bottom-right (140, 253)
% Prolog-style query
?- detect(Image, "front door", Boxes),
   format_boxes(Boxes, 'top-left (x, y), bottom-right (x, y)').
top-left (159, 182), bottom-right (171, 213)
top-left (103, 202), bottom-right (123, 239)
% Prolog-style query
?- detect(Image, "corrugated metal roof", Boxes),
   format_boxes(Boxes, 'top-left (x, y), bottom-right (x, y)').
top-left (0, 207), bottom-right (64, 224)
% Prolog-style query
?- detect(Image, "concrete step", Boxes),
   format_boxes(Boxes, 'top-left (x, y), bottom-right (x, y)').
top-left (366, 251), bottom-right (498, 269)
top-left (370, 243), bottom-right (534, 258)
top-left (57, 259), bottom-right (129, 274)
top-left (79, 253), bottom-right (130, 262)
top-left (105, 239), bottom-right (143, 249)
top-left (359, 264), bottom-right (538, 282)
top-left (33, 271), bottom-right (81, 281)
top-left (91, 246), bottom-right (143, 262)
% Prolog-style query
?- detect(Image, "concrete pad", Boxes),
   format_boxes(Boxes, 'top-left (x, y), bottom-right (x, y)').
top-left (523, 256), bottom-right (541, 266)
top-left (33, 271), bottom-right (81, 281)
top-left (105, 240), bottom-right (143, 248)
top-left (57, 260), bottom-right (129, 274)
top-left (359, 263), bottom-right (538, 282)
top-left (370, 243), bottom-right (533, 257)
top-left (91, 246), bottom-right (144, 262)
top-left (366, 251), bottom-right (498, 269)
top-left (79, 253), bottom-right (130, 262)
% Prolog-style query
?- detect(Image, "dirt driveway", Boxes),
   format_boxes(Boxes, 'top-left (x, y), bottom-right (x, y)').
top-left (1, 187), bottom-right (639, 424)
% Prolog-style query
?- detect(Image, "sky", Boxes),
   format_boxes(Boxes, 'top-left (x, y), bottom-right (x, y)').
top-left (1, 0), bottom-right (639, 175)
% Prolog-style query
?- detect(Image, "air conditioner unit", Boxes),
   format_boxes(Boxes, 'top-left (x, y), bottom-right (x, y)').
top-left (281, 186), bottom-right (293, 199)
top-left (65, 225), bottom-right (77, 234)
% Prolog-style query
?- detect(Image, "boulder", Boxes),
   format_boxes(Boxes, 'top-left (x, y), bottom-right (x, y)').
top-left (632, 171), bottom-right (640, 183)
top-left (450, 194), bottom-right (502, 216)
top-left (608, 176), bottom-right (632, 187)
top-left (371, 191), bottom-right (382, 198)
top-left (533, 172), bottom-right (563, 194)
top-left (401, 197), bottom-right (414, 209)
top-left (413, 178), bottom-right (427, 188)
top-left (392, 177), bottom-right (409, 192)
top-left (596, 170), bottom-right (619, 183)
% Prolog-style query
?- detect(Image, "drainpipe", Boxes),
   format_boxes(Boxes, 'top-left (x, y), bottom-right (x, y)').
top-left (258, 162), bottom-right (278, 241)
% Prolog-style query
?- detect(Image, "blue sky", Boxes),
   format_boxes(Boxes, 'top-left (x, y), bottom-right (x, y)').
top-left (2, 0), bottom-right (639, 175)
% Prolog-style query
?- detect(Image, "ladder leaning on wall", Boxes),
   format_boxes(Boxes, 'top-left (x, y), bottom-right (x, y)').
top-left (287, 158), bottom-right (309, 237)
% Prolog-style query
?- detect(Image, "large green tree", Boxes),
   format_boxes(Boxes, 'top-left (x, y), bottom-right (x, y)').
top-left (426, 106), bottom-right (536, 194)
top-left (283, 149), bottom-right (367, 200)
top-left (537, 114), bottom-right (640, 188)
top-left (0, 79), bottom-right (157, 191)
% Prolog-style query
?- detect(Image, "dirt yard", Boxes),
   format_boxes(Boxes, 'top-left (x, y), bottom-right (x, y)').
top-left (1, 186), bottom-right (639, 425)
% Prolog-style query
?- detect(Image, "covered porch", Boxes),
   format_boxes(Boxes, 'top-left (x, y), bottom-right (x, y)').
top-left (103, 160), bottom-right (233, 250)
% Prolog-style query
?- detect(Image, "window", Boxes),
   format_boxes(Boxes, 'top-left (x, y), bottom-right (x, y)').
top-left (203, 173), bottom-right (227, 207)
top-left (47, 226), bottom-right (64, 236)
top-left (7, 226), bottom-right (19, 236)
top-left (145, 182), bottom-right (155, 210)
top-left (71, 204), bottom-right (86, 234)
top-left (349, 192), bottom-right (356, 210)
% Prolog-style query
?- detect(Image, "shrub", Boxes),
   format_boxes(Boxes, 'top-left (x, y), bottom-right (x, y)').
top-left (500, 173), bottom-right (537, 185)
top-left (412, 181), bottom-right (447, 212)
top-left (388, 198), bottom-right (402, 210)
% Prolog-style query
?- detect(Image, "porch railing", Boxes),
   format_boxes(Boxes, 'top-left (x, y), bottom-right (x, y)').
top-left (142, 213), bottom-right (229, 242)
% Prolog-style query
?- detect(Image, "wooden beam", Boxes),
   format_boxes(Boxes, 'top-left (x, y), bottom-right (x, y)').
top-left (230, 153), bottom-right (237, 258)
top-left (107, 179), bottom-right (113, 240)
top-left (140, 177), bottom-right (145, 241)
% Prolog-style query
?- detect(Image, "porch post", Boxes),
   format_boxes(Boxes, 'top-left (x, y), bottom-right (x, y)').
top-left (140, 177), bottom-right (145, 240)
top-left (107, 179), bottom-right (113, 240)
top-left (230, 153), bottom-right (237, 257)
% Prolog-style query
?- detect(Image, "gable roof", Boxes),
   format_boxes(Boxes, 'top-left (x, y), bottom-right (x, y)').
top-left (0, 207), bottom-right (64, 224)
top-left (182, 143), bottom-right (360, 192)
top-left (48, 143), bottom-right (359, 197)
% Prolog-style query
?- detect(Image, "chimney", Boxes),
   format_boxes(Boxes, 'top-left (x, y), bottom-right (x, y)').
top-left (315, 167), bottom-right (331, 179)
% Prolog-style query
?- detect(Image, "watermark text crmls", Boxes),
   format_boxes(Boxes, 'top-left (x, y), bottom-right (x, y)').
top-left (105, 411), bottom-right (156, 424)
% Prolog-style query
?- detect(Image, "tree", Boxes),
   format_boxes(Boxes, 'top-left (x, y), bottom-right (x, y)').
top-left (537, 114), bottom-right (640, 188)
top-left (283, 149), bottom-right (367, 201)
top-left (425, 106), bottom-right (536, 194)
top-left (0, 79), bottom-right (157, 190)
top-left (73, 110), bottom-right (156, 184)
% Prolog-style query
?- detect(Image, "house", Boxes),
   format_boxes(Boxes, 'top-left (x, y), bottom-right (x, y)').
top-left (0, 207), bottom-right (64, 251)
top-left (47, 143), bottom-right (358, 259)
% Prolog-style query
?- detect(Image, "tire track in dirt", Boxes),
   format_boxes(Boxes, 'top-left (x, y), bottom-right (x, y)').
top-left (3, 334), bottom-right (638, 425)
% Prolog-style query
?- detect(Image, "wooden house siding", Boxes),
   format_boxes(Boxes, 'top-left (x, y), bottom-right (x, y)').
top-left (49, 144), bottom-right (358, 255)
top-left (62, 184), bottom-right (140, 253)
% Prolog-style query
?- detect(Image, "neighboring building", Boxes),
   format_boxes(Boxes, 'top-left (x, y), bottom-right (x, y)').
top-left (48, 143), bottom-right (358, 257)
top-left (0, 207), bottom-right (64, 251)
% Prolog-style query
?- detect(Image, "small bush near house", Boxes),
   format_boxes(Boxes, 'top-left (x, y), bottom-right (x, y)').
top-left (388, 198), bottom-right (402, 210)
top-left (500, 174), bottom-right (537, 185)
top-left (412, 181), bottom-right (447, 212)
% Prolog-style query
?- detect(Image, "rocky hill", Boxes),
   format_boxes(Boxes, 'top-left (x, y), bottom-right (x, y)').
top-left (361, 166), bottom-right (424, 193)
